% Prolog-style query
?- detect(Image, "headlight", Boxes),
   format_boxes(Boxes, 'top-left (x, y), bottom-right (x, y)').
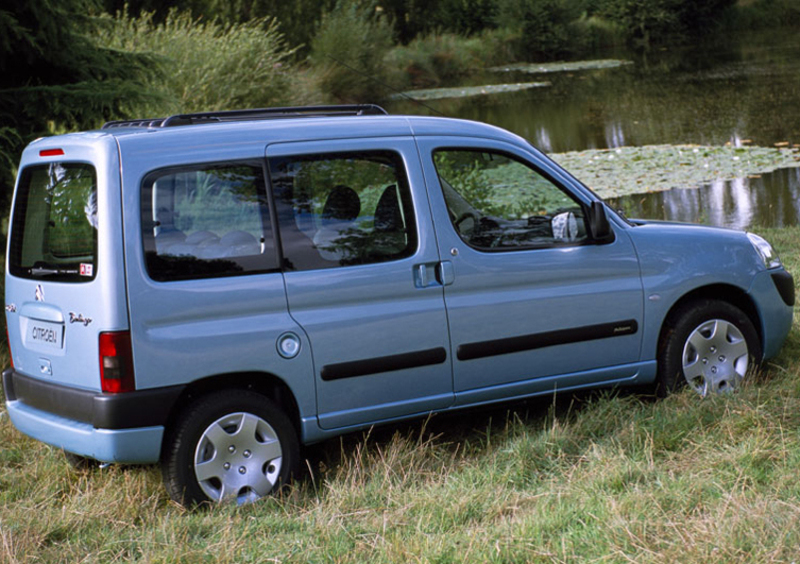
top-left (747, 232), bottom-right (782, 269)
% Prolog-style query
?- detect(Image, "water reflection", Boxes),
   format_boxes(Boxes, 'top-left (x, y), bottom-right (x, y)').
top-left (608, 167), bottom-right (800, 230)
top-left (387, 29), bottom-right (800, 153)
top-left (385, 28), bottom-right (800, 229)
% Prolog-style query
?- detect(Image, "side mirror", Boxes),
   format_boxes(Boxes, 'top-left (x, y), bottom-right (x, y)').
top-left (588, 201), bottom-right (614, 243)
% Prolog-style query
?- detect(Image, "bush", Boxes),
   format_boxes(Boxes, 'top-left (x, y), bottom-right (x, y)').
top-left (599, 0), bottom-right (736, 45)
top-left (385, 33), bottom-right (489, 89)
top-left (308, 1), bottom-right (394, 103)
top-left (495, 0), bottom-right (585, 58)
top-left (93, 9), bottom-right (300, 115)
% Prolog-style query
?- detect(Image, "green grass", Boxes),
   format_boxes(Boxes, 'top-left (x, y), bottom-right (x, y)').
top-left (2, 229), bottom-right (800, 562)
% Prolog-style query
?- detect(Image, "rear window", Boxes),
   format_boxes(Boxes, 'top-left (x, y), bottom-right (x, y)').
top-left (9, 162), bottom-right (98, 282)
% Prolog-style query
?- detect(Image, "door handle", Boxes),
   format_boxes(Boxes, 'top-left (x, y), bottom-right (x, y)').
top-left (414, 262), bottom-right (454, 288)
top-left (414, 263), bottom-right (436, 288)
top-left (437, 261), bottom-right (454, 286)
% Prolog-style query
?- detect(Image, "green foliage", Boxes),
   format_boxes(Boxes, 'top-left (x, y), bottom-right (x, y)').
top-left (599, 0), bottom-right (737, 45)
top-left (308, 1), bottom-right (395, 103)
top-left (0, 0), bottom-right (155, 227)
top-left (379, 0), bottom-right (499, 43)
top-left (496, 0), bottom-right (585, 57)
top-left (197, 0), bottom-right (337, 55)
top-left (386, 33), bottom-right (489, 89)
top-left (94, 9), bottom-right (300, 115)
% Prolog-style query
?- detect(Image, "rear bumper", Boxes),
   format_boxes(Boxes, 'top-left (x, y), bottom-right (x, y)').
top-left (2, 368), bottom-right (184, 463)
top-left (6, 399), bottom-right (163, 463)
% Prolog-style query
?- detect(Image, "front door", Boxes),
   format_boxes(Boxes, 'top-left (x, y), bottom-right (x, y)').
top-left (417, 137), bottom-right (645, 405)
top-left (267, 139), bottom-right (453, 429)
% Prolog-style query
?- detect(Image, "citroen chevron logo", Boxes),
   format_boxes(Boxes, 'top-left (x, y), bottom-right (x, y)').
top-left (35, 284), bottom-right (44, 302)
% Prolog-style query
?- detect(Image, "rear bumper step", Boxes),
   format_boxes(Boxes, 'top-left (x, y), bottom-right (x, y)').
top-left (2, 368), bottom-right (184, 430)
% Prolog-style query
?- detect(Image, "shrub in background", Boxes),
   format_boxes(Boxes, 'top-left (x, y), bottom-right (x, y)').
top-left (308, 1), bottom-right (394, 103)
top-left (495, 0), bottom-right (585, 59)
top-left (94, 9), bottom-right (300, 115)
top-left (386, 34), bottom-right (486, 89)
top-left (599, 0), bottom-right (736, 46)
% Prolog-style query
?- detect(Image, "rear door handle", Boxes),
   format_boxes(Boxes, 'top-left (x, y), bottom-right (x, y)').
top-left (414, 263), bottom-right (435, 288)
top-left (414, 262), bottom-right (454, 288)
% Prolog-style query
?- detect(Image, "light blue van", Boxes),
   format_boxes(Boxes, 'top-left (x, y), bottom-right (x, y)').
top-left (3, 105), bottom-right (794, 506)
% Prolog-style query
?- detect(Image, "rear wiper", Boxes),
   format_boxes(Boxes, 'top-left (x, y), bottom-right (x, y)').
top-left (30, 266), bottom-right (78, 277)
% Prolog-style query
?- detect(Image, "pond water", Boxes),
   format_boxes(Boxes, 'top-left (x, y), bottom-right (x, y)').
top-left (387, 29), bottom-right (800, 229)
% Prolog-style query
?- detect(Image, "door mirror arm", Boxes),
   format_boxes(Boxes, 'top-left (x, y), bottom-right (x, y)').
top-left (588, 201), bottom-right (615, 243)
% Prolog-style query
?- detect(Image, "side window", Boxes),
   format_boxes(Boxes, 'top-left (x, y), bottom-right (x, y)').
top-left (269, 151), bottom-right (416, 271)
top-left (433, 149), bottom-right (588, 250)
top-left (141, 162), bottom-right (275, 281)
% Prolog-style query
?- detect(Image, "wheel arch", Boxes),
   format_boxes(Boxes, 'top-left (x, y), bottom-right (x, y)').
top-left (162, 371), bottom-right (303, 447)
top-left (657, 283), bottom-right (763, 358)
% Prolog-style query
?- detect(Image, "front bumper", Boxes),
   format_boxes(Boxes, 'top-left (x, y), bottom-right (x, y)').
top-left (2, 368), bottom-right (185, 463)
top-left (750, 268), bottom-right (795, 360)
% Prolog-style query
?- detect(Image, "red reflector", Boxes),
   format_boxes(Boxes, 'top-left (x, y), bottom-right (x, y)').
top-left (99, 331), bottom-right (135, 393)
top-left (39, 148), bottom-right (64, 157)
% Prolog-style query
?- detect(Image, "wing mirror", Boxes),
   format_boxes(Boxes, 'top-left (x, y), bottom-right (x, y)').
top-left (588, 201), bottom-right (614, 243)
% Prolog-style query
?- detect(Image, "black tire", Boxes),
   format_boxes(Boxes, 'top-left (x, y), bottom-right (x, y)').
top-left (656, 299), bottom-right (761, 398)
top-left (161, 389), bottom-right (299, 507)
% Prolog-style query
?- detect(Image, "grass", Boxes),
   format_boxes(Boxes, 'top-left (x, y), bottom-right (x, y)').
top-left (2, 229), bottom-right (800, 562)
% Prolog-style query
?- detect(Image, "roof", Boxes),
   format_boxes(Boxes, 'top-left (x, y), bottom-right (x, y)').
top-left (25, 105), bottom-right (528, 162)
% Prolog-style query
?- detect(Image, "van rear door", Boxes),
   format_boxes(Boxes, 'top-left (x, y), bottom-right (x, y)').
top-left (5, 136), bottom-right (129, 392)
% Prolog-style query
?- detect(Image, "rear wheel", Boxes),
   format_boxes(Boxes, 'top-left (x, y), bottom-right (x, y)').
top-left (161, 389), bottom-right (299, 507)
top-left (657, 299), bottom-right (761, 397)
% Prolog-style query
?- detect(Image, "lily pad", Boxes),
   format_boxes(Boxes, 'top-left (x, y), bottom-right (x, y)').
top-left (489, 59), bottom-right (633, 74)
top-left (550, 144), bottom-right (800, 199)
top-left (389, 82), bottom-right (551, 101)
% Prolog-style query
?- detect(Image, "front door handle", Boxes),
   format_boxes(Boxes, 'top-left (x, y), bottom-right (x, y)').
top-left (437, 261), bottom-right (454, 286)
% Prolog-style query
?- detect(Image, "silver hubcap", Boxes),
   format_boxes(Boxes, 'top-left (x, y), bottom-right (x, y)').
top-left (194, 412), bottom-right (283, 504)
top-left (682, 319), bottom-right (749, 396)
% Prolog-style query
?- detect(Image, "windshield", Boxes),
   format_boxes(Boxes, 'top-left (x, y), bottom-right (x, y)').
top-left (9, 162), bottom-right (98, 282)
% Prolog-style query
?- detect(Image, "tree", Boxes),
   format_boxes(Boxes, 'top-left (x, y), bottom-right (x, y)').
top-left (0, 0), bottom-right (155, 222)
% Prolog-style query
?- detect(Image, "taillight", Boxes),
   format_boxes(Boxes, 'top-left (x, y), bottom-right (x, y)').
top-left (99, 331), bottom-right (135, 393)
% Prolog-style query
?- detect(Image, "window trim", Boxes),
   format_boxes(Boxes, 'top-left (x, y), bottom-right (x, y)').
top-left (431, 147), bottom-right (602, 254)
top-left (140, 159), bottom-right (279, 283)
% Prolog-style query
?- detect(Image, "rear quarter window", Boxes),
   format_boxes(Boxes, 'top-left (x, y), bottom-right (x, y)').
top-left (9, 162), bottom-right (98, 282)
top-left (141, 161), bottom-right (277, 281)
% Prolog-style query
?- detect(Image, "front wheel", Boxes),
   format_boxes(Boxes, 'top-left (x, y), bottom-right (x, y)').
top-left (161, 389), bottom-right (299, 507)
top-left (656, 299), bottom-right (761, 397)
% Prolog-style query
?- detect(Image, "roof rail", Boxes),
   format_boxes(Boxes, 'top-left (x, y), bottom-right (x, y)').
top-left (102, 104), bottom-right (389, 129)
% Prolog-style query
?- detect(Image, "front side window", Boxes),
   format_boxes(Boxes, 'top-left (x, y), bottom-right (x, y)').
top-left (269, 151), bottom-right (416, 270)
top-left (433, 150), bottom-right (588, 250)
top-left (141, 162), bottom-right (275, 281)
top-left (9, 162), bottom-right (98, 282)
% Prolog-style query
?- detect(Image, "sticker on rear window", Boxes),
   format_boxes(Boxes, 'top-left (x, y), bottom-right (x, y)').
top-left (80, 263), bottom-right (93, 277)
